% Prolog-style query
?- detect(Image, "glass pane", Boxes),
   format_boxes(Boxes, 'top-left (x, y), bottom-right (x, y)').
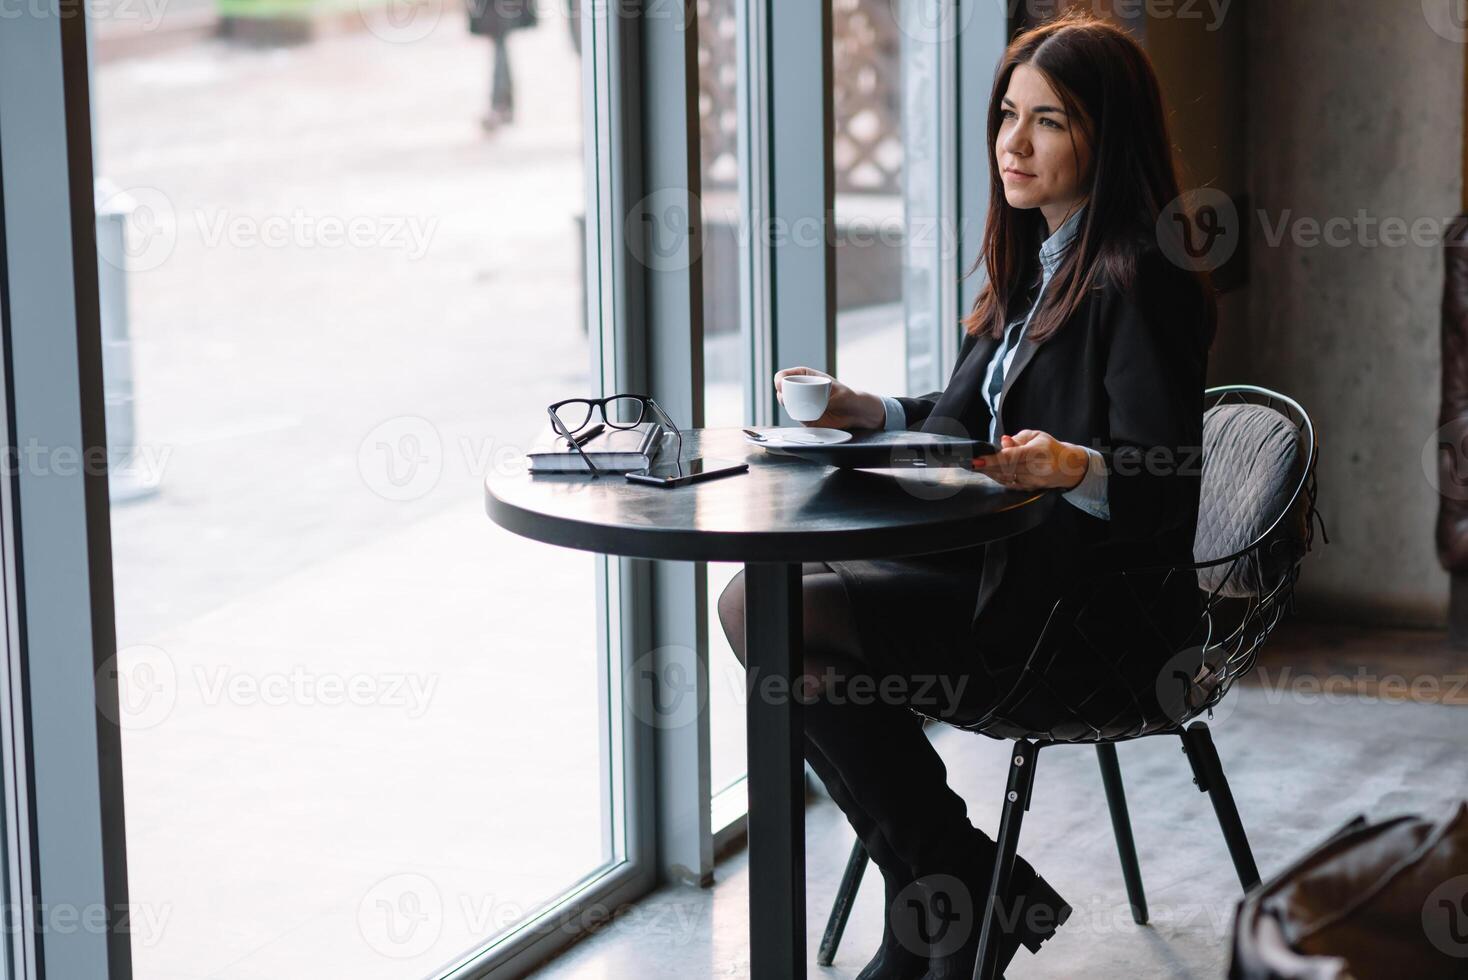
top-left (553, 400), bottom-right (596, 434)
top-left (701, 0), bottom-right (949, 806)
top-left (707, 563), bottom-right (746, 797)
top-left (833, 0), bottom-right (943, 399)
top-left (698, 0), bottom-right (751, 799)
top-left (699, 0), bottom-right (747, 431)
top-left (605, 395), bottom-right (648, 427)
top-left (93, 9), bottom-right (615, 977)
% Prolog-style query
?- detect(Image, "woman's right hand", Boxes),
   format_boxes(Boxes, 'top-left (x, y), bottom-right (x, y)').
top-left (773, 367), bottom-right (887, 430)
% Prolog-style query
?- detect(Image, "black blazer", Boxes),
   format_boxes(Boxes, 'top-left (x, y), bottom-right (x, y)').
top-left (896, 244), bottom-right (1212, 663)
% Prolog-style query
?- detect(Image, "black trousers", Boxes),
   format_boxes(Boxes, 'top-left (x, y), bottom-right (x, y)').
top-left (791, 558), bottom-right (1190, 881)
top-left (489, 35), bottom-right (513, 115)
top-left (721, 562), bottom-right (1013, 889)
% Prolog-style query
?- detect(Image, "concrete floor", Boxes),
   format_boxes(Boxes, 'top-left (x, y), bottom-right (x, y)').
top-left (536, 683), bottom-right (1468, 979)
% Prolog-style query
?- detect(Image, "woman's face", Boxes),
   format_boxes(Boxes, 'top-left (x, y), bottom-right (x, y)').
top-left (996, 63), bottom-right (1092, 235)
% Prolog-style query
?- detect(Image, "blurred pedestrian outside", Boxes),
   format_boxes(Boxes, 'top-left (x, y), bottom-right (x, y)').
top-left (467, 0), bottom-right (539, 132)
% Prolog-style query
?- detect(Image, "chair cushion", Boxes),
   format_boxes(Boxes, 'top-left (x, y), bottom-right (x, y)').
top-left (1194, 403), bottom-right (1308, 597)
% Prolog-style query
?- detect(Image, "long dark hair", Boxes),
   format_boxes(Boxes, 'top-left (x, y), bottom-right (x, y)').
top-left (961, 10), bottom-right (1216, 344)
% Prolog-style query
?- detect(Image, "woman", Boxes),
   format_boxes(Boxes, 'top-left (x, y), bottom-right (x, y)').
top-left (718, 11), bottom-right (1216, 980)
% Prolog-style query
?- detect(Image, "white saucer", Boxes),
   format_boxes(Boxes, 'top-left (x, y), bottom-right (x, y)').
top-left (744, 427), bottom-right (853, 449)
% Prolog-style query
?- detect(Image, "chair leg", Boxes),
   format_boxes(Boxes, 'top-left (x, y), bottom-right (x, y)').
top-left (974, 740), bottom-right (1038, 980)
top-left (1180, 721), bottom-right (1261, 891)
top-left (818, 838), bottom-right (869, 966)
top-left (1095, 743), bottom-right (1149, 924)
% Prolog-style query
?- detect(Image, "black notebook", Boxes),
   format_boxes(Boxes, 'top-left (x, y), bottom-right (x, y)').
top-left (526, 421), bottom-right (666, 473)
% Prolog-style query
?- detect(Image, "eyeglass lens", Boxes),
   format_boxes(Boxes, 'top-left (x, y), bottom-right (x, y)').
top-left (602, 396), bottom-right (647, 428)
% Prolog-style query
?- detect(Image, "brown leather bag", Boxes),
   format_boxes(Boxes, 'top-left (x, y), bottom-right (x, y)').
top-left (1230, 802), bottom-right (1468, 979)
top-left (1439, 214), bottom-right (1468, 572)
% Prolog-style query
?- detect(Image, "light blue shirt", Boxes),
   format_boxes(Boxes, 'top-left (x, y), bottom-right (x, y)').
top-left (881, 205), bottom-right (1110, 520)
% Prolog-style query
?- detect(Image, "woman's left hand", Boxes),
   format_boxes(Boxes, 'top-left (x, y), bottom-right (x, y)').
top-left (974, 430), bottom-right (1090, 491)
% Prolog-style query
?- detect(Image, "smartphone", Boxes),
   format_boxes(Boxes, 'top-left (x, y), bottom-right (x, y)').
top-left (625, 457), bottom-right (749, 488)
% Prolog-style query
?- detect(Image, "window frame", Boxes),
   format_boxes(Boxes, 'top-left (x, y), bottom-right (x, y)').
top-left (446, 1), bottom-right (666, 974)
top-left (0, 13), bottom-right (133, 980)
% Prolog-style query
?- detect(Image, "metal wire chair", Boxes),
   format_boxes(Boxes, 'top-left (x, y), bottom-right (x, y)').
top-left (817, 385), bottom-right (1326, 979)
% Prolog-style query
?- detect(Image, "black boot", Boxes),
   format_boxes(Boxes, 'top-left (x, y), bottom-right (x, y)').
top-left (918, 844), bottom-right (1070, 980)
top-left (802, 683), bottom-right (1067, 977)
top-left (805, 735), bottom-right (927, 980)
top-left (852, 870), bottom-right (929, 980)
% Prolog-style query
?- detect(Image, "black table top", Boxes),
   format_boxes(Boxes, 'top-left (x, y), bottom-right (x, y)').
top-left (485, 427), bottom-right (1057, 563)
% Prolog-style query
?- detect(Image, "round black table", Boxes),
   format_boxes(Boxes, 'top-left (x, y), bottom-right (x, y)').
top-left (485, 427), bottom-right (1056, 979)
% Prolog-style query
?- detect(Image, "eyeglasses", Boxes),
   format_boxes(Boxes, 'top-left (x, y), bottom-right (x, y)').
top-left (546, 394), bottom-right (682, 478)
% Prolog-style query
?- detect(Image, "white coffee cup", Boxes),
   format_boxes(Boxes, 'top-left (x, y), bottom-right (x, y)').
top-left (782, 375), bottom-right (832, 422)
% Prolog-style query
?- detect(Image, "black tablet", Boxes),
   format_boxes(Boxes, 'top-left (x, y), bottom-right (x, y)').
top-left (771, 436), bottom-right (998, 469)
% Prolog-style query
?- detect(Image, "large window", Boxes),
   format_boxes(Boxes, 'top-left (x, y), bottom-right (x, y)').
top-left (833, 0), bottom-right (954, 399)
top-left (0, 3), bottom-right (997, 976)
top-left (702, 0), bottom-right (957, 823)
top-left (90, 8), bottom-right (625, 976)
top-left (697, 0), bottom-right (753, 814)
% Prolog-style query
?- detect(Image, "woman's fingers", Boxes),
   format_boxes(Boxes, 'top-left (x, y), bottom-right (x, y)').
top-left (973, 451), bottom-right (1012, 480)
top-left (977, 441), bottom-right (1044, 487)
top-left (773, 366), bottom-right (826, 400)
top-left (998, 452), bottom-right (1026, 485)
